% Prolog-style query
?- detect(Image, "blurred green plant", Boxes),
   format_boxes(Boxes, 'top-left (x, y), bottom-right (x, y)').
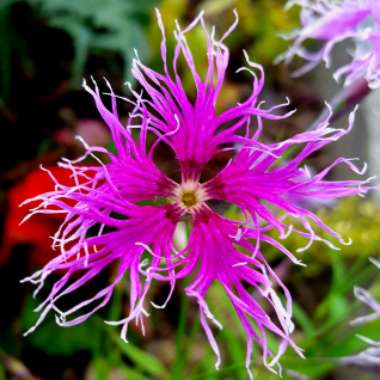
top-left (200, 0), bottom-right (300, 65)
top-left (31, 0), bottom-right (157, 85)
top-left (151, 0), bottom-right (299, 67)
top-left (20, 284), bottom-right (168, 380)
top-left (0, 0), bottom-right (31, 104)
top-left (0, 0), bottom-right (157, 103)
top-left (280, 198), bottom-right (380, 274)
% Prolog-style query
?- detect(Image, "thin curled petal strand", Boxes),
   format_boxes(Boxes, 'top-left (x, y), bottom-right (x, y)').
top-left (178, 210), bottom-right (303, 376)
top-left (205, 108), bottom-right (375, 250)
top-left (280, 0), bottom-right (380, 88)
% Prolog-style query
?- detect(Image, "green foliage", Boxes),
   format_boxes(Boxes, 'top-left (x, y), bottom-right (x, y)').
top-left (0, 364), bottom-right (5, 380)
top-left (21, 285), bottom-right (167, 379)
top-left (32, 0), bottom-right (157, 86)
top-left (170, 294), bottom-right (190, 380)
top-left (111, 329), bottom-right (167, 377)
top-left (281, 198), bottom-right (380, 275)
top-left (198, 0), bottom-right (299, 65)
top-left (21, 294), bottom-right (104, 355)
top-left (0, 0), bottom-right (157, 103)
top-left (0, 0), bottom-right (31, 103)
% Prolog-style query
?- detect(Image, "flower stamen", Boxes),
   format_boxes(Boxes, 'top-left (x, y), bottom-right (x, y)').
top-left (173, 180), bottom-right (208, 214)
top-left (181, 191), bottom-right (198, 207)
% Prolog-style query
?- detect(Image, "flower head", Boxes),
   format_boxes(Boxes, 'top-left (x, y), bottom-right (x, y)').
top-left (280, 0), bottom-right (380, 88)
top-left (22, 10), bottom-right (375, 377)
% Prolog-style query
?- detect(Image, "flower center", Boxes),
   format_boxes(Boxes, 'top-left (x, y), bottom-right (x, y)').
top-left (173, 180), bottom-right (208, 214)
top-left (181, 191), bottom-right (198, 207)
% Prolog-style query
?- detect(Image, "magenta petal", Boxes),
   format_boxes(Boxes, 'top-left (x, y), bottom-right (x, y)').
top-left (178, 209), bottom-right (303, 376)
top-left (131, 13), bottom-right (295, 180)
top-left (22, 199), bottom-right (178, 336)
top-left (206, 108), bottom-right (375, 248)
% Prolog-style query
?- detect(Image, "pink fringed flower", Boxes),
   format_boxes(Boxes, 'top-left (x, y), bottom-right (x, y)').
top-left (280, 0), bottom-right (380, 88)
top-left (22, 10), bottom-right (375, 377)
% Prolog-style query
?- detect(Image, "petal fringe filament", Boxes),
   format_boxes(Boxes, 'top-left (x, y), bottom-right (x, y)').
top-left (280, 0), bottom-right (380, 88)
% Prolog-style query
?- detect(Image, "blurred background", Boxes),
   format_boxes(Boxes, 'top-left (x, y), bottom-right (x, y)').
top-left (1, 0), bottom-right (380, 379)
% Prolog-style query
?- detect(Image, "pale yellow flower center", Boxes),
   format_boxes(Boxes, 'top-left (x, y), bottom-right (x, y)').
top-left (173, 180), bottom-right (208, 214)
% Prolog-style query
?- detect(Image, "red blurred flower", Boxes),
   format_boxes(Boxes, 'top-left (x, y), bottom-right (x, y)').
top-left (1, 166), bottom-right (77, 266)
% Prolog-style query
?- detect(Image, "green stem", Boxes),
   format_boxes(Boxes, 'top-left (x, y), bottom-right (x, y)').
top-left (170, 293), bottom-right (190, 380)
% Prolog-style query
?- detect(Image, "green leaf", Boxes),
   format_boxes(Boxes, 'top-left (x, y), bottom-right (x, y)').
top-left (21, 295), bottom-right (103, 355)
top-left (31, 0), bottom-right (157, 87)
top-left (0, 363), bottom-right (6, 380)
top-left (110, 329), bottom-right (166, 377)
top-left (120, 365), bottom-right (150, 380)
top-left (327, 293), bottom-right (349, 325)
top-left (91, 357), bottom-right (110, 380)
top-left (292, 302), bottom-right (316, 339)
top-left (170, 294), bottom-right (189, 380)
top-left (0, 0), bottom-right (22, 10)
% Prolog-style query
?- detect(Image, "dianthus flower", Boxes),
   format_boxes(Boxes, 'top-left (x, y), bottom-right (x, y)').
top-left (22, 11), bottom-right (375, 377)
top-left (280, 0), bottom-right (380, 88)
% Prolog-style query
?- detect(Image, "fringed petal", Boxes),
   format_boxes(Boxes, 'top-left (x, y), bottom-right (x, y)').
top-left (130, 11), bottom-right (295, 180)
top-left (178, 209), bottom-right (303, 376)
top-left (280, 0), bottom-right (380, 88)
top-left (205, 107), bottom-right (376, 251)
top-left (83, 78), bottom-right (176, 202)
top-left (21, 158), bottom-right (178, 337)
